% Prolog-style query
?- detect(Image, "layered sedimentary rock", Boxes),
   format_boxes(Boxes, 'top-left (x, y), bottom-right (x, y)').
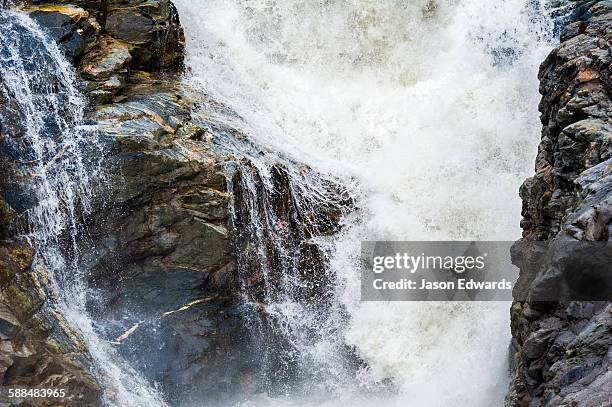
top-left (507, 2), bottom-right (611, 406)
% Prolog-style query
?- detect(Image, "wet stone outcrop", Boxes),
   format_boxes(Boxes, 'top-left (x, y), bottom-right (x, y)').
top-left (82, 82), bottom-right (254, 405)
top-left (0, 241), bottom-right (101, 406)
top-left (24, 0), bottom-right (184, 104)
top-left (1, 1), bottom-right (350, 405)
top-left (79, 78), bottom-right (351, 403)
top-left (507, 2), bottom-right (611, 406)
top-left (1, 1), bottom-right (212, 404)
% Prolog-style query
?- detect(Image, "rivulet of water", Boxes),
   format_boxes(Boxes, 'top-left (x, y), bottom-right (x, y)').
top-left (0, 11), bottom-right (167, 407)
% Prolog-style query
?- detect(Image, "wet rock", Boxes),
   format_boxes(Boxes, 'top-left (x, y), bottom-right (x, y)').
top-left (105, 0), bottom-right (184, 70)
top-left (27, 0), bottom-right (184, 71)
top-left (6, 1), bottom-right (349, 403)
top-left (0, 8), bottom-right (93, 229)
top-left (71, 71), bottom-right (352, 402)
top-left (106, 8), bottom-right (155, 44)
top-left (508, 2), bottom-right (612, 406)
top-left (0, 241), bottom-right (101, 406)
top-left (77, 35), bottom-right (132, 102)
top-left (26, 5), bottom-right (99, 62)
top-left (80, 36), bottom-right (131, 80)
top-left (1, 1), bottom-right (187, 400)
top-left (0, 198), bottom-right (16, 237)
top-left (78, 83), bottom-right (251, 405)
top-left (24, 0), bottom-right (184, 103)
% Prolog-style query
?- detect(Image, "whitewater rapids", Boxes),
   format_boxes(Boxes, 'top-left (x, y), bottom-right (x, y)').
top-left (171, 0), bottom-right (563, 406)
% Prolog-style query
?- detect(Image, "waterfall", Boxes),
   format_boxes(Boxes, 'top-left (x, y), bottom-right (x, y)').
top-left (0, 0), bottom-right (578, 405)
top-left (0, 10), bottom-right (167, 407)
top-left (0, 17), bottom-right (92, 365)
top-left (173, 0), bottom-right (567, 405)
top-left (223, 152), bottom-right (358, 397)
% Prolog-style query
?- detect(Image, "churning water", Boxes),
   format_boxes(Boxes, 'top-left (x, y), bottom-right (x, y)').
top-left (0, 11), bottom-right (167, 407)
top-left (173, 0), bottom-right (566, 406)
top-left (1, 0), bottom-right (572, 405)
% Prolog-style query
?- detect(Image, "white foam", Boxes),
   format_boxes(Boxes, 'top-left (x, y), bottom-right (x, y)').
top-left (177, 0), bottom-right (559, 404)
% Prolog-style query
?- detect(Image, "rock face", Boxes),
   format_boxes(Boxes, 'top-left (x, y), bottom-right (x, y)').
top-left (83, 82), bottom-right (254, 405)
top-left (507, 2), bottom-right (611, 406)
top-left (25, 0), bottom-right (184, 104)
top-left (1, 1), bottom-right (348, 405)
top-left (0, 241), bottom-right (101, 406)
top-left (1, 1), bottom-right (205, 405)
top-left (80, 79), bottom-right (350, 403)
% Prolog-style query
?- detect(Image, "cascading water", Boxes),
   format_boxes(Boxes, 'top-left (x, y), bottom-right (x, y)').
top-left (0, 0), bottom-right (578, 405)
top-left (173, 0), bottom-right (570, 405)
top-left (0, 10), bottom-right (167, 407)
top-left (222, 151), bottom-right (358, 397)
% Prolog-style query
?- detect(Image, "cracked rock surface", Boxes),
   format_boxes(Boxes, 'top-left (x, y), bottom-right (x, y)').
top-left (508, 2), bottom-right (611, 406)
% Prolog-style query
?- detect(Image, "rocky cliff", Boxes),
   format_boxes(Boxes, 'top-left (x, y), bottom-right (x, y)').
top-left (0, 1), bottom-right (348, 405)
top-left (507, 1), bottom-right (611, 406)
top-left (0, 241), bottom-right (100, 406)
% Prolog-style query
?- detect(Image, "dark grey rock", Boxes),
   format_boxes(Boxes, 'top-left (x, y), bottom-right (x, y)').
top-left (106, 9), bottom-right (155, 44)
top-left (508, 2), bottom-right (612, 406)
top-left (26, 5), bottom-right (99, 62)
